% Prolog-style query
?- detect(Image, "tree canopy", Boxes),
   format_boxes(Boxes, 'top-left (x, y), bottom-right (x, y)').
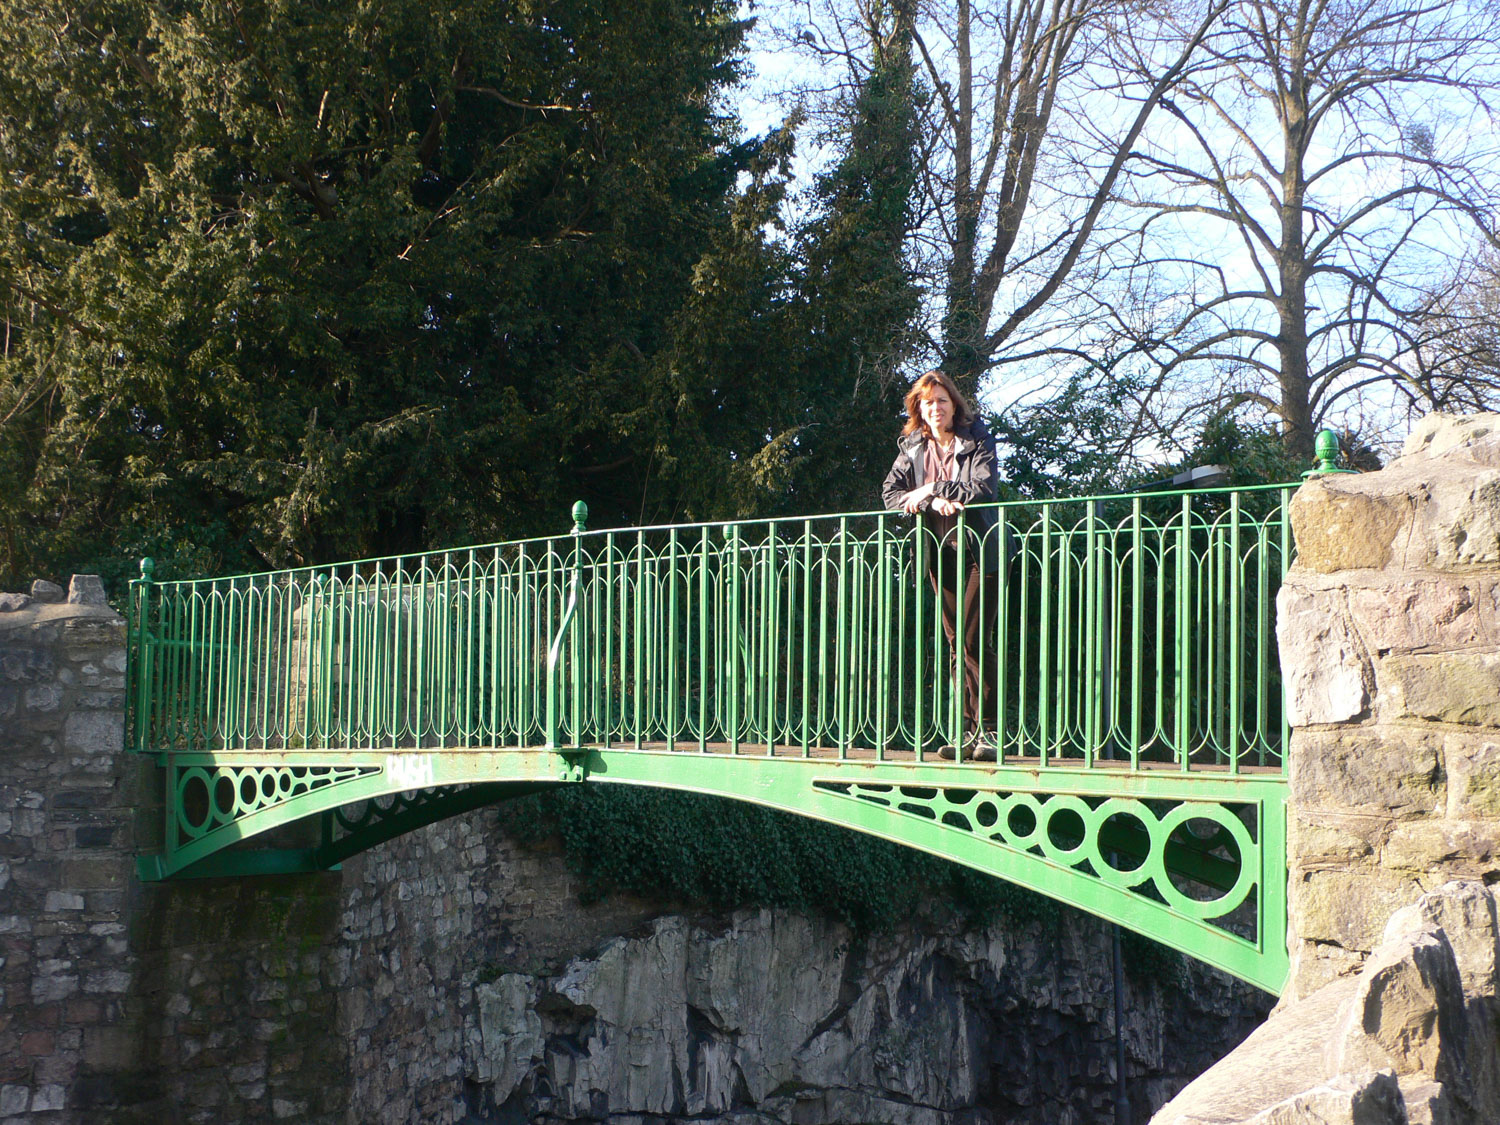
top-left (0, 0), bottom-right (777, 585)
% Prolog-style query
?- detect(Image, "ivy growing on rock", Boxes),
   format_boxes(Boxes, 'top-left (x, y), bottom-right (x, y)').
top-left (501, 784), bottom-right (1057, 934)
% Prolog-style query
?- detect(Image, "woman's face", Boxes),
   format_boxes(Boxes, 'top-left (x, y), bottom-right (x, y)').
top-left (920, 387), bottom-right (954, 435)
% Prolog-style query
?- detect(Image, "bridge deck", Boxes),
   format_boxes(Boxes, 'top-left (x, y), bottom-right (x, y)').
top-left (576, 741), bottom-right (1283, 772)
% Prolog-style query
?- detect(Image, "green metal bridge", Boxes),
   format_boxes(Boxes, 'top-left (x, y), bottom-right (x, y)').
top-left (129, 482), bottom-right (1298, 993)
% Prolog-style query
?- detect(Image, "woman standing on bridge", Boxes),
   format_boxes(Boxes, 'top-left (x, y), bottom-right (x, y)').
top-left (882, 370), bottom-right (1001, 761)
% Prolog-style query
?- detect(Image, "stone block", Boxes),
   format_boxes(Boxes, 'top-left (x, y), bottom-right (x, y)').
top-left (60, 858), bottom-right (123, 890)
top-left (0, 593), bottom-right (33, 613)
top-left (43, 892), bottom-right (83, 913)
top-left (30, 581), bottom-right (64, 604)
top-left (1383, 881), bottom-right (1500, 1000)
top-left (1347, 576), bottom-right (1500, 655)
top-left (75, 826), bottom-right (115, 849)
top-left (1290, 809), bottom-right (1388, 862)
top-left (1, 648), bottom-right (53, 684)
top-left (1288, 729), bottom-right (1443, 818)
top-left (1443, 734), bottom-right (1500, 819)
top-left (84, 1025), bottom-right (139, 1070)
top-left (1402, 413), bottom-right (1500, 465)
top-left (1413, 471), bottom-right (1500, 572)
top-left (61, 712), bottom-right (123, 756)
top-left (1380, 653), bottom-right (1500, 727)
top-left (1290, 478), bottom-right (1411, 573)
top-left (23, 684), bottom-right (61, 712)
top-left (59, 615), bottom-right (123, 647)
top-left (30, 971), bottom-right (78, 1003)
top-left (31, 1084), bottom-right (65, 1112)
top-left (66, 575), bottom-right (106, 606)
top-left (1383, 821), bottom-right (1500, 876)
top-left (1277, 583), bottom-right (1373, 726)
top-left (1289, 867), bottom-right (1419, 953)
top-left (0, 1085), bottom-right (29, 1115)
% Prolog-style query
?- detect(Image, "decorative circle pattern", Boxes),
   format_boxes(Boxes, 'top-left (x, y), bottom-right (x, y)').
top-left (173, 764), bottom-right (379, 840)
top-left (819, 781), bottom-right (1258, 927)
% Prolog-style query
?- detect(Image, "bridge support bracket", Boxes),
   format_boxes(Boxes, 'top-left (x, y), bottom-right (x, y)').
top-left (554, 748), bottom-right (590, 783)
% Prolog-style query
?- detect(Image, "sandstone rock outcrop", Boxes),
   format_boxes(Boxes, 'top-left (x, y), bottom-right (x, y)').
top-left (1155, 414), bottom-right (1500, 1124)
top-left (1277, 414), bottom-right (1500, 996)
top-left (1154, 881), bottom-right (1500, 1125)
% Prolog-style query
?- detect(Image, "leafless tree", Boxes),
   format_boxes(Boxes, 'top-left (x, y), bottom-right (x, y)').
top-left (1108, 0), bottom-right (1500, 458)
top-left (760, 0), bottom-right (1230, 403)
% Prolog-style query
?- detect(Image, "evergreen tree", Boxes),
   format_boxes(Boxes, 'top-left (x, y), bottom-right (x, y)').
top-left (0, 0), bottom-right (751, 585)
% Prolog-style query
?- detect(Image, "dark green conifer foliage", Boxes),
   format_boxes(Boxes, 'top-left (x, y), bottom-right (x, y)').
top-left (0, 0), bottom-right (751, 585)
top-left (650, 10), bottom-right (923, 521)
top-left (782, 17), bottom-right (923, 514)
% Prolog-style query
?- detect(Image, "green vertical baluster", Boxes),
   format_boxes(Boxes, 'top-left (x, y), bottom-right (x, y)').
top-left (668, 529), bottom-right (679, 750)
top-left (516, 546), bottom-right (528, 745)
top-left (634, 530), bottom-right (645, 748)
top-left (1039, 505), bottom-right (1052, 767)
top-left (953, 512), bottom-right (967, 761)
top-left (817, 526), bottom-right (830, 755)
top-left (698, 526), bottom-right (709, 752)
top-left (801, 521), bottom-right (812, 758)
top-left (766, 522), bottom-right (779, 756)
top-left (836, 517), bottom-right (849, 759)
top-left (914, 524), bottom-right (926, 761)
top-left (1279, 487), bottom-right (1292, 770)
top-left (490, 549), bottom-right (501, 743)
top-left (1229, 493), bottom-right (1243, 774)
top-left (1255, 514), bottom-right (1270, 767)
top-left (1177, 494), bottom-right (1192, 770)
top-left (131, 558), bottom-right (154, 753)
top-left (603, 533), bottom-right (615, 749)
top-left (1084, 502), bottom-right (1098, 767)
top-left (729, 524), bottom-right (742, 754)
top-left (995, 513), bottom-right (1010, 763)
top-left (1130, 500), bottom-right (1143, 770)
top-left (571, 504), bottom-right (587, 747)
top-left (876, 516), bottom-right (889, 762)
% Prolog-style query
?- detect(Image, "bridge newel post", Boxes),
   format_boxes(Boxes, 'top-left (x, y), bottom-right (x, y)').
top-left (129, 557), bottom-right (155, 753)
top-left (1302, 428), bottom-right (1354, 478)
top-left (570, 501), bottom-right (587, 743)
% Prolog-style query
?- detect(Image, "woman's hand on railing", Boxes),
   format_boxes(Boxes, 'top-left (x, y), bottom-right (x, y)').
top-left (930, 497), bottom-right (963, 517)
top-left (901, 483), bottom-right (936, 513)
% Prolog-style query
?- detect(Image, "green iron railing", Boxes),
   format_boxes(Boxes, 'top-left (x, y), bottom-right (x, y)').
top-left (130, 485), bottom-right (1293, 771)
top-left (127, 483), bottom-right (1297, 991)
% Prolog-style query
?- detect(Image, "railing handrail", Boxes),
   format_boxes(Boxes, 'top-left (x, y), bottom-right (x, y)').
top-left (133, 481), bottom-right (1299, 590)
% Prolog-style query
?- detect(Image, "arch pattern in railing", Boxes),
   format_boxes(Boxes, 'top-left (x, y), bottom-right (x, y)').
top-left (128, 485), bottom-right (1295, 992)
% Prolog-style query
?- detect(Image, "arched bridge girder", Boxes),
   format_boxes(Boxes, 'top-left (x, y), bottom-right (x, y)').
top-left (138, 747), bottom-right (1288, 996)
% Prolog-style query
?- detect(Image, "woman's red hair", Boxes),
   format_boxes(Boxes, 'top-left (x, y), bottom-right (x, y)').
top-left (902, 370), bottom-right (974, 436)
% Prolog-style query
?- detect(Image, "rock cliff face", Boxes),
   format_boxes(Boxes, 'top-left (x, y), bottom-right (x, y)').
top-left (340, 816), bottom-right (1271, 1125)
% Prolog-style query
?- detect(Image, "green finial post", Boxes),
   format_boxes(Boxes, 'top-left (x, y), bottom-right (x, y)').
top-left (1302, 429), bottom-right (1354, 478)
top-left (139, 557), bottom-right (155, 584)
top-left (571, 500), bottom-right (589, 535)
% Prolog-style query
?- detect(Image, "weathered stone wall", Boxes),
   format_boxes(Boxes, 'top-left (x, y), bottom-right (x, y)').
top-left (0, 583), bottom-right (351, 1125)
top-left (1149, 412), bottom-right (1500, 1124)
top-left (0, 581), bottom-right (137, 1121)
top-left (1276, 413), bottom-right (1500, 999)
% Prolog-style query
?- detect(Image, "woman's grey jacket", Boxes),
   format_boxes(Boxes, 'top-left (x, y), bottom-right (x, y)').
top-left (881, 419), bottom-right (1004, 572)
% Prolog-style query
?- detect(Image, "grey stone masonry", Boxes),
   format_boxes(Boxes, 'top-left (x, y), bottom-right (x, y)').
top-left (1277, 413), bottom-right (1500, 999)
top-left (0, 582), bottom-right (351, 1125)
top-left (0, 590), bottom-right (134, 1123)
